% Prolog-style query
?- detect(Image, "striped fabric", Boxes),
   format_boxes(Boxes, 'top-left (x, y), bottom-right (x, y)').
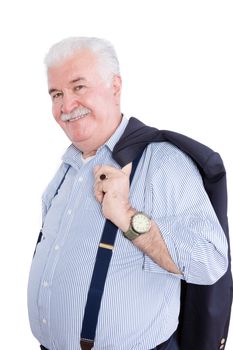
top-left (27, 117), bottom-right (228, 350)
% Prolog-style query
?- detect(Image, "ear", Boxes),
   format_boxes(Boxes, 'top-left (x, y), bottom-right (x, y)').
top-left (112, 74), bottom-right (122, 100)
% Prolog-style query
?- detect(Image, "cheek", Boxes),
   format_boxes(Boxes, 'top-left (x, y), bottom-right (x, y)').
top-left (52, 105), bottom-right (61, 122)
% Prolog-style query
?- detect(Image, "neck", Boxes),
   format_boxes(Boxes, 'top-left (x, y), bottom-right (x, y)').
top-left (82, 150), bottom-right (97, 159)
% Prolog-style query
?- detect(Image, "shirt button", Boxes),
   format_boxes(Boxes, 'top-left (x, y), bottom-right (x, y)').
top-left (54, 244), bottom-right (60, 251)
top-left (43, 281), bottom-right (49, 287)
top-left (42, 318), bottom-right (47, 324)
top-left (67, 209), bottom-right (72, 215)
top-left (78, 176), bottom-right (83, 182)
top-left (221, 339), bottom-right (226, 344)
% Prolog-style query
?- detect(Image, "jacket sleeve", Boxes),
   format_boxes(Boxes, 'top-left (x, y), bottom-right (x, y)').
top-left (147, 147), bottom-right (228, 285)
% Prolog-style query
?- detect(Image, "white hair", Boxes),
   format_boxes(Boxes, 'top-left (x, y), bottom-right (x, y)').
top-left (44, 36), bottom-right (120, 83)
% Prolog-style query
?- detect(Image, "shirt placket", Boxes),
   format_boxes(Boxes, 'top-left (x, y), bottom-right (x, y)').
top-left (37, 165), bottom-right (88, 343)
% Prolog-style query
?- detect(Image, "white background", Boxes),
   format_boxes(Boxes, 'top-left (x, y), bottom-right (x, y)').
top-left (0, 0), bottom-right (232, 348)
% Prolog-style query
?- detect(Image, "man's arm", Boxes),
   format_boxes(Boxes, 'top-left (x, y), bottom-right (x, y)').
top-left (94, 163), bottom-right (182, 275)
top-left (94, 149), bottom-right (228, 285)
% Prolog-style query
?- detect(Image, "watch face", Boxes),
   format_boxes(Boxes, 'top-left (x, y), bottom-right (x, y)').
top-left (132, 213), bottom-right (151, 234)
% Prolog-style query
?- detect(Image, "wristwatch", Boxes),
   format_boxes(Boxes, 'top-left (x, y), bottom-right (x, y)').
top-left (123, 212), bottom-right (151, 241)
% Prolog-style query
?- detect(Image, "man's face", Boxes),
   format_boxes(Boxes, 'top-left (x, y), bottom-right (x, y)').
top-left (47, 49), bottom-right (121, 152)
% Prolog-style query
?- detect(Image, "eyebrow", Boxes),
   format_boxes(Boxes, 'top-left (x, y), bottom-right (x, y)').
top-left (48, 88), bottom-right (60, 95)
top-left (48, 77), bottom-right (87, 95)
top-left (70, 77), bottom-right (86, 84)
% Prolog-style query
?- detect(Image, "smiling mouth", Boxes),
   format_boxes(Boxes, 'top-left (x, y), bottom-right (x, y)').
top-left (68, 113), bottom-right (90, 122)
top-left (61, 108), bottom-right (91, 122)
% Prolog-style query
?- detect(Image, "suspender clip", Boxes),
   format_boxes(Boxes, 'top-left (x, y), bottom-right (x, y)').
top-left (99, 242), bottom-right (114, 250)
top-left (80, 338), bottom-right (94, 350)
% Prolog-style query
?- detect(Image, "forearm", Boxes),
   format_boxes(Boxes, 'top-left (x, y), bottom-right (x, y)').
top-left (120, 208), bottom-right (182, 275)
top-left (134, 221), bottom-right (182, 274)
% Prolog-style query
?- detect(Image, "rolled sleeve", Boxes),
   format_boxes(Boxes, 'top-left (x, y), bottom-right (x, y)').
top-left (155, 215), bottom-right (228, 284)
top-left (147, 144), bottom-right (228, 285)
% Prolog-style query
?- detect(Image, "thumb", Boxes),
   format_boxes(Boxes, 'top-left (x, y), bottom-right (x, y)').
top-left (94, 165), bottom-right (101, 175)
top-left (122, 162), bottom-right (132, 177)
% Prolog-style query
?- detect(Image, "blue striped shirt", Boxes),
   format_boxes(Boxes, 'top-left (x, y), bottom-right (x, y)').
top-left (27, 116), bottom-right (228, 350)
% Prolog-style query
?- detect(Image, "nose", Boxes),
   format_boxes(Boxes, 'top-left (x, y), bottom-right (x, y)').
top-left (61, 92), bottom-right (80, 114)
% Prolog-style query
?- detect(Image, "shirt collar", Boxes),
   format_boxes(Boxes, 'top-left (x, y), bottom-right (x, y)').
top-left (62, 115), bottom-right (129, 168)
top-left (104, 115), bottom-right (129, 152)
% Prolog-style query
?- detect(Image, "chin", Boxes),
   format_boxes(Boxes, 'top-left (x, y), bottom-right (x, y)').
top-left (65, 126), bottom-right (91, 140)
top-left (70, 133), bottom-right (92, 145)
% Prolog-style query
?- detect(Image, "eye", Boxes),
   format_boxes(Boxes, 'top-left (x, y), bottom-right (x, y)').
top-left (51, 92), bottom-right (63, 100)
top-left (74, 85), bottom-right (86, 92)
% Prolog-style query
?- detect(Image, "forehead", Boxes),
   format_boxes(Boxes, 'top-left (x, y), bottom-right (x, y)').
top-left (47, 49), bottom-right (101, 87)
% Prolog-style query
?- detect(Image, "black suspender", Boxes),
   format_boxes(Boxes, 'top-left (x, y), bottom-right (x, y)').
top-left (33, 165), bottom-right (71, 256)
top-left (34, 153), bottom-right (142, 350)
top-left (80, 153), bottom-right (142, 350)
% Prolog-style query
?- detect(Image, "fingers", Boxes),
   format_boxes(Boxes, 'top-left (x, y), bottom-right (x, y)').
top-left (93, 163), bottom-right (132, 204)
top-left (122, 163), bottom-right (132, 176)
top-left (94, 163), bottom-right (132, 204)
top-left (94, 165), bottom-right (101, 174)
top-left (94, 180), bottom-right (105, 203)
top-left (94, 165), bottom-right (113, 179)
top-left (94, 163), bottom-right (132, 180)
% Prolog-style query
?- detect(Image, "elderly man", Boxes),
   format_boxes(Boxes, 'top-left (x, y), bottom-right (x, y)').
top-left (28, 37), bottom-right (228, 350)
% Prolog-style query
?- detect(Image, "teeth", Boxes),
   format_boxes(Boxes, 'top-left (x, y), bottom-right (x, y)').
top-left (61, 108), bottom-right (91, 122)
top-left (69, 114), bottom-right (87, 122)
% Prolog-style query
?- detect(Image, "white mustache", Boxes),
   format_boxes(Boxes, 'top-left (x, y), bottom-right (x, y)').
top-left (61, 107), bottom-right (91, 122)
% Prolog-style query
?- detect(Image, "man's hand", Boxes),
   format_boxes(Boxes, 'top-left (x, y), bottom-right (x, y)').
top-left (94, 163), bottom-right (181, 275)
top-left (94, 163), bottom-right (135, 231)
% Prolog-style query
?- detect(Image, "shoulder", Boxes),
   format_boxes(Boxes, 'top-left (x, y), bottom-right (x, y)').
top-left (146, 141), bottom-right (197, 169)
top-left (142, 141), bottom-right (204, 189)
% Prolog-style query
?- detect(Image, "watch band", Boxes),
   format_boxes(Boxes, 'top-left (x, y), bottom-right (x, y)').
top-left (123, 212), bottom-right (151, 241)
top-left (123, 226), bottom-right (141, 241)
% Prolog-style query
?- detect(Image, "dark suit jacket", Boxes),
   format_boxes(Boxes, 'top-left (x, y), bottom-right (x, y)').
top-left (113, 117), bottom-right (232, 350)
